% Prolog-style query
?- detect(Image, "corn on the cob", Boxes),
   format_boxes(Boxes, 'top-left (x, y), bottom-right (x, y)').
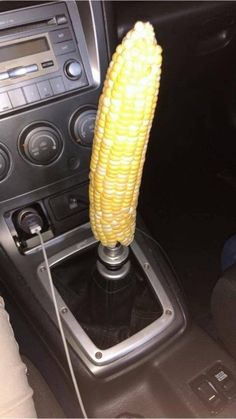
top-left (89, 21), bottom-right (162, 248)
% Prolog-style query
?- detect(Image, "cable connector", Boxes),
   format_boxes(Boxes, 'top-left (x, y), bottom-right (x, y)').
top-left (29, 224), bottom-right (42, 235)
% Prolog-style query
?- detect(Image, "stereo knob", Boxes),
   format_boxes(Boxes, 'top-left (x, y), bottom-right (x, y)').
top-left (71, 108), bottom-right (97, 147)
top-left (20, 123), bottom-right (63, 165)
top-left (64, 60), bottom-right (82, 80)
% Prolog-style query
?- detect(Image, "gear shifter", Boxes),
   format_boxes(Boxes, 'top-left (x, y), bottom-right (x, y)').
top-left (37, 22), bottom-right (184, 368)
top-left (90, 244), bottom-right (135, 326)
top-left (88, 22), bottom-right (162, 324)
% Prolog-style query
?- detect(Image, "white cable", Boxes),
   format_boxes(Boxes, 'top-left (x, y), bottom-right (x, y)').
top-left (36, 229), bottom-right (88, 419)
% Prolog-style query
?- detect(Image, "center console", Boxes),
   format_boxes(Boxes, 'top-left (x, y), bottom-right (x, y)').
top-left (0, 0), bottom-right (187, 404)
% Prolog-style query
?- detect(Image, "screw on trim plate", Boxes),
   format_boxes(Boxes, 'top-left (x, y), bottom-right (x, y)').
top-left (143, 262), bottom-right (150, 270)
top-left (165, 309), bottom-right (172, 316)
top-left (95, 351), bottom-right (103, 359)
top-left (61, 307), bottom-right (68, 314)
top-left (39, 266), bottom-right (46, 272)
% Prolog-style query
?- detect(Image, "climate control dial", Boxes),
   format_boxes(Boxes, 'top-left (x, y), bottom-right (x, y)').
top-left (0, 145), bottom-right (11, 181)
top-left (19, 123), bottom-right (63, 165)
top-left (70, 108), bottom-right (97, 147)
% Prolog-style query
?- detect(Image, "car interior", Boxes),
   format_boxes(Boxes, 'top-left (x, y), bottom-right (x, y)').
top-left (1, 0), bottom-right (236, 417)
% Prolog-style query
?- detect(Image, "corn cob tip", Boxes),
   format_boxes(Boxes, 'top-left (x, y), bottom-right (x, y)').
top-left (130, 21), bottom-right (155, 41)
top-left (123, 21), bottom-right (161, 52)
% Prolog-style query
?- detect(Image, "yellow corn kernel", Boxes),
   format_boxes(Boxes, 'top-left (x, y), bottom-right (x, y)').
top-left (89, 21), bottom-right (162, 248)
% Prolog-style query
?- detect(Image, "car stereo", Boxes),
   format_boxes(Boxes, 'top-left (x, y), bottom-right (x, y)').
top-left (0, 2), bottom-right (91, 114)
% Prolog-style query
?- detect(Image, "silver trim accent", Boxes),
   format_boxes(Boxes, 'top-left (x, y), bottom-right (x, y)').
top-left (25, 64), bottom-right (38, 74)
top-left (96, 259), bottom-right (131, 280)
top-left (0, 71), bottom-right (9, 80)
top-left (9, 66), bottom-right (27, 78)
top-left (98, 243), bottom-right (129, 267)
top-left (88, 0), bottom-right (101, 85)
top-left (26, 222), bottom-right (91, 255)
top-left (37, 232), bottom-right (175, 368)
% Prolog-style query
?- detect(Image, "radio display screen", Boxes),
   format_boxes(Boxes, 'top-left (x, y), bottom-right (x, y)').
top-left (0, 37), bottom-right (49, 62)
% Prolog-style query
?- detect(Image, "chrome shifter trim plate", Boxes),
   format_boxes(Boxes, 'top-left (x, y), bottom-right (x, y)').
top-left (37, 228), bottom-right (175, 370)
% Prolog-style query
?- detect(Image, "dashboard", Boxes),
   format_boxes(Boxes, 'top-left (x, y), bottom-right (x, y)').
top-left (2, 0), bottom-right (236, 252)
top-left (0, 0), bottom-right (109, 250)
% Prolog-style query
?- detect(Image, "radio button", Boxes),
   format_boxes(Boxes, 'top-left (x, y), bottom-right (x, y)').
top-left (0, 72), bottom-right (9, 81)
top-left (42, 60), bottom-right (54, 69)
top-left (50, 77), bottom-right (65, 95)
top-left (25, 64), bottom-right (38, 74)
top-left (56, 14), bottom-right (68, 25)
top-left (9, 67), bottom-right (27, 78)
top-left (37, 81), bottom-right (53, 99)
top-left (54, 40), bottom-right (75, 56)
top-left (23, 84), bottom-right (40, 103)
top-left (8, 88), bottom-right (26, 108)
top-left (0, 93), bottom-right (12, 112)
top-left (51, 28), bottom-right (72, 44)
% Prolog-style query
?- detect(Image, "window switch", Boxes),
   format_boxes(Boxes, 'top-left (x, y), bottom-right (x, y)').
top-left (208, 364), bottom-right (236, 401)
top-left (191, 375), bottom-right (226, 414)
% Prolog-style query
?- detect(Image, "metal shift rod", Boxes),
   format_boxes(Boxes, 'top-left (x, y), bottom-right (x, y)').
top-left (96, 244), bottom-right (131, 280)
